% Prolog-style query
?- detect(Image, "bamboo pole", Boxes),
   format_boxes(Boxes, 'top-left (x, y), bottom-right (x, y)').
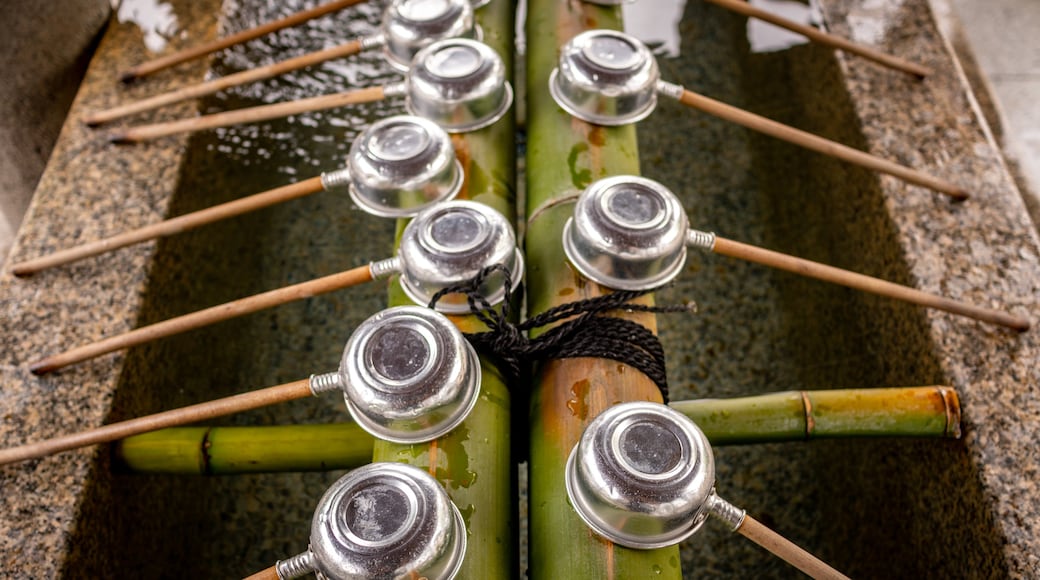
top-left (29, 264), bottom-right (375, 374)
top-left (672, 386), bottom-right (961, 444)
top-left (11, 177), bottom-right (325, 276)
top-left (703, 0), bottom-right (931, 78)
top-left (710, 236), bottom-right (1029, 331)
top-left (670, 88), bottom-right (968, 199)
top-left (118, 0), bottom-right (368, 82)
top-left (88, 41), bottom-right (365, 125)
top-left (736, 516), bottom-right (850, 580)
top-left (526, 1), bottom-right (680, 578)
top-left (113, 423), bottom-right (374, 474)
top-left (367, 2), bottom-right (518, 578)
top-left (0, 379), bottom-right (313, 466)
top-left (113, 387), bottom-right (960, 474)
top-left (108, 85), bottom-right (387, 143)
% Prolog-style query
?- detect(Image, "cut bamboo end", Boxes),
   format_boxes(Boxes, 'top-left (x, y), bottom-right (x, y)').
top-left (736, 515), bottom-right (850, 580)
top-left (675, 89), bottom-right (968, 200)
top-left (28, 264), bottom-right (375, 374)
top-left (711, 236), bottom-right (1028, 331)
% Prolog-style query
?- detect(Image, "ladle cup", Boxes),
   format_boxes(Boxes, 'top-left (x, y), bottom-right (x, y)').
top-left (566, 401), bottom-right (849, 579)
top-left (85, 0), bottom-right (480, 125)
top-left (1, 306), bottom-right (482, 465)
top-left (109, 38), bottom-right (513, 143)
top-left (29, 200), bottom-right (524, 373)
top-left (248, 463), bottom-right (467, 580)
top-left (11, 115), bottom-right (461, 276)
top-left (549, 29), bottom-right (968, 199)
top-left (562, 175), bottom-right (1028, 331)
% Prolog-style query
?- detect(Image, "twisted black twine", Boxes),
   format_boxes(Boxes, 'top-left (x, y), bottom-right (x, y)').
top-left (427, 264), bottom-right (695, 402)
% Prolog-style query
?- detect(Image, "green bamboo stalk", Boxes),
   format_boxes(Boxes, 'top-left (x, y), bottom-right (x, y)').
top-left (524, 2), bottom-right (680, 578)
top-left (673, 386), bottom-right (961, 444)
top-left (373, 2), bottom-right (518, 578)
top-left (112, 386), bottom-right (960, 474)
top-left (112, 423), bottom-right (373, 474)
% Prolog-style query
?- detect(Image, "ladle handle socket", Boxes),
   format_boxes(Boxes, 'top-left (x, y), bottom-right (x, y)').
top-left (696, 233), bottom-right (1029, 331)
top-left (88, 40), bottom-right (366, 125)
top-left (664, 83), bottom-right (968, 199)
top-left (119, 0), bottom-right (368, 81)
top-left (29, 264), bottom-right (379, 374)
top-left (10, 176), bottom-right (327, 276)
top-left (0, 378), bottom-right (318, 466)
top-left (109, 85), bottom-right (388, 143)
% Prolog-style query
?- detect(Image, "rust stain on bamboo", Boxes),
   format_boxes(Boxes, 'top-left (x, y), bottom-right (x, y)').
top-left (567, 378), bottom-right (591, 420)
top-left (450, 134), bottom-right (473, 200)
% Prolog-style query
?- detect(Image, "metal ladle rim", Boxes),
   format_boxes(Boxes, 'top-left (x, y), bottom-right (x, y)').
top-left (406, 81), bottom-right (514, 133)
top-left (347, 158), bottom-right (464, 218)
top-left (548, 67), bottom-right (658, 127)
top-left (562, 217), bottom-right (687, 291)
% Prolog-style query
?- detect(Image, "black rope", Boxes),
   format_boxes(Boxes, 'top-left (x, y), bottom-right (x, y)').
top-left (427, 265), bottom-right (695, 402)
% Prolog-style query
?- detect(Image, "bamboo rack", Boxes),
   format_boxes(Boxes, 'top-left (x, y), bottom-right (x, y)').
top-left (525, 1), bottom-right (681, 578)
top-left (366, 2), bottom-right (519, 578)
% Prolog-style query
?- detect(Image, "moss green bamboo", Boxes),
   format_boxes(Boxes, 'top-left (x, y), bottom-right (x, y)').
top-left (113, 387), bottom-right (960, 474)
top-left (524, 2), bottom-right (681, 578)
top-left (112, 423), bottom-right (373, 474)
top-left (372, 2), bottom-right (518, 578)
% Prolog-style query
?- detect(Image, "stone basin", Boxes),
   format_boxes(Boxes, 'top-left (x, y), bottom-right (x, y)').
top-left (1, 0), bottom-right (1038, 577)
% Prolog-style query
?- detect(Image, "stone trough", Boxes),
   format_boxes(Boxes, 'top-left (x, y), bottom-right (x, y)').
top-left (0, 0), bottom-right (1037, 577)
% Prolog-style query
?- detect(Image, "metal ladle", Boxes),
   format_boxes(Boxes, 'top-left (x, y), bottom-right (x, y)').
top-left (252, 463), bottom-right (467, 580)
top-left (1, 306), bottom-right (482, 465)
top-left (29, 200), bottom-right (524, 373)
top-left (562, 175), bottom-right (1028, 330)
top-left (110, 38), bottom-right (513, 143)
top-left (12, 114), bottom-right (462, 275)
top-left (85, 0), bottom-right (480, 125)
top-left (549, 29), bottom-right (968, 200)
top-left (566, 401), bottom-right (849, 579)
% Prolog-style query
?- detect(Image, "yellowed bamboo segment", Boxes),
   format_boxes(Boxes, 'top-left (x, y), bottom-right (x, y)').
top-left (0, 379), bottom-right (312, 466)
top-left (109, 85), bottom-right (387, 143)
top-left (736, 515), bottom-right (851, 580)
top-left (29, 265), bottom-right (375, 374)
top-left (119, 0), bottom-right (368, 81)
top-left (11, 177), bottom-right (325, 275)
top-left (88, 40), bottom-right (365, 125)
top-left (676, 89), bottom-right (968, 199)
top-left (704, 0), bottom-right (931, 77)
top-left (712, 236), bottom-right (1029, 331)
